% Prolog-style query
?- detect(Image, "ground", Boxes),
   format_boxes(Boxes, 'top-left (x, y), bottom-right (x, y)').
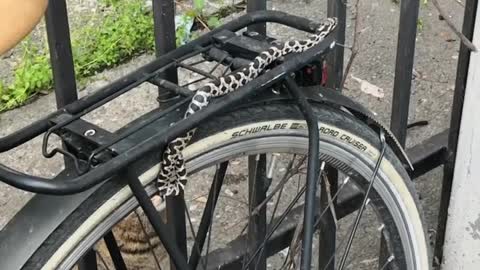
top-left (0, 0), bottom-right (465, 266)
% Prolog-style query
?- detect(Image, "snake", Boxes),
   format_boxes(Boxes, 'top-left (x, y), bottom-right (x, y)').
top-left (157, 17), bottom-right (338, 197)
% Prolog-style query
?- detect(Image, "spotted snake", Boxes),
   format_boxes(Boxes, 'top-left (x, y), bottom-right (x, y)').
top-left (157, 17), bottom-right (337, 197)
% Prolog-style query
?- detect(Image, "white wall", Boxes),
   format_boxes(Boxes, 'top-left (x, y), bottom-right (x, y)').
top-left (442, 5), bottom-right (480, 270)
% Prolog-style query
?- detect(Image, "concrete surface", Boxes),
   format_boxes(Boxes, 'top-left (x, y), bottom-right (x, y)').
top-left (0, 0), bottom-right (465, 267)
top-left (442, 5), bottom-right (480, 269)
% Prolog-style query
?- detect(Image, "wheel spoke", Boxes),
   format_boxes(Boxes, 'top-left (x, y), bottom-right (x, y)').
top-left (128, 177), bottom-right (190, 270)
top-left (134, 211), bottom-right (163, 270)
top-left (318, 182), bottom-right (378, 270)
top-left (282, 162), bottom-right (326, 270)
top-left (97, 250), bottom-right (112, 270)
top-left (197, 202), bottom-right (307, 270)
top-left (277, 174), bottom-right (352, 270)
top-left (184, 200), bottom-right (202, 265)
top-left (269, 182), bottom-right (285, 225)
top-left (204, 202), bottom-right (214, 270)
top-left (251, 155), bottom-right (307, 217)
top-left (320, 221), bottom-right (354, 270)
top-left (338, 131), bottom-right (387, 270)
top-left (286, 210), bottom-right (304, 270)
top-left (313, 177), bottom-right (350, 228)
top-left (204, 163), bottom-right (225, 270)
top-left (268, 154), bottom-right (296, 225)
top-left (188, 162), bottom-right (228, 269)
top-left (379, 255), bottom-right (395, 270)
top-left (318, 171), bottom-right (337, 270)
top-left (378, 225), bottom-right (396, 270)
top-left (242, 181), bottom-right (308, 270)
top-left (103, 231), bottom-right (127, 270)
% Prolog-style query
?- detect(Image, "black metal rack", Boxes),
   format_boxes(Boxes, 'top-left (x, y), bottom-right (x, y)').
top-left (18, 0), bottom-right (478, 266)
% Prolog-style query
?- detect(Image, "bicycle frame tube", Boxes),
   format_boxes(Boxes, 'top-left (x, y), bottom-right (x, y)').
top-left (285, 77), bottom-right (320, 270)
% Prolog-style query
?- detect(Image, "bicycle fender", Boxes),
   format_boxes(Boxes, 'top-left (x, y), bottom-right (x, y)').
top-left (0, 169), bottom-right (99, 270)
top-left (242, 86), bottom-right (413, 170)
top-left (304, 86), bottom-right (413, 170)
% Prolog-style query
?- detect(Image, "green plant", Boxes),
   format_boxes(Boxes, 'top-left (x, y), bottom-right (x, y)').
top-left (1, 40), bottom-right (52, 110)
top-left (176, 14), bottom-right (195, 46)
top-left (0, 0), bottom-right (238, 112)
top-left (191, 0), bottom-right (222, 29)
top-left (72, 0), bottom-right (154, 77)
top-left (0, 0), bottom-right (154, 111)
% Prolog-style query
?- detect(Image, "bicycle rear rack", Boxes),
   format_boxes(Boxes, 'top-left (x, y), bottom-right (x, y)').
top-left (0, 10), bottom-right (337, 195)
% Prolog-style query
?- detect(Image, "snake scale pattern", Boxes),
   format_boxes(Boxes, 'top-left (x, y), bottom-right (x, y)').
top-left (157, 17), bottom-right (338, 197)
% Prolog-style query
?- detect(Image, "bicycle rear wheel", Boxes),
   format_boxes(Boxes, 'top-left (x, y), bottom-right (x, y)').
top-left (23, 102), bottom-right (429, 270)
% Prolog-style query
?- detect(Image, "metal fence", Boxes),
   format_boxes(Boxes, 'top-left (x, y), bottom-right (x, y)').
top-left (42, 0), bottom-right (476, 266)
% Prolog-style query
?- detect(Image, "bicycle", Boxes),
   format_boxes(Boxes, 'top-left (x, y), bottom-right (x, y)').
top-left (0, 10), bottom-right (429, 270)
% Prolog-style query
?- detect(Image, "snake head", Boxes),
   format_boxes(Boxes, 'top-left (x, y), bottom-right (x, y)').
top-left (317, 17), bottom-right (338, 34)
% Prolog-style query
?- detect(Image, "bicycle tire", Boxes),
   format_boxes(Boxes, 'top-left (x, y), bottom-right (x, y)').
top-left (22, 102), bottom-right (430, 270)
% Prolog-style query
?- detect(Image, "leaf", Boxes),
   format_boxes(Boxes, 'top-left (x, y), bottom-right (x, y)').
top-left (207, 16), bottom-right (221, 29)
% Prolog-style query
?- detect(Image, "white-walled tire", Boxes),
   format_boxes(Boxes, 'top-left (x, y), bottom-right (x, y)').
top-left (23, 103), bottom-right (430, 270)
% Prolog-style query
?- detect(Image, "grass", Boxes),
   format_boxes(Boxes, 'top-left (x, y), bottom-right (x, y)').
top-left (0, 0), bottom-right (239, 112)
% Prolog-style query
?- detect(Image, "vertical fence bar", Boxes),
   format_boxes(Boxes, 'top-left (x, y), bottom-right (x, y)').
top-left (247, 0), bottom-right (267, 35)
top-left (153, 0), bottom-right (179, 103)
top-left (247, 155), bottom-right (267, 270)
top-left (434, 0), bottom-right (478, 265)
top-left (246, 3), bottom-right (267, 268)
top-left (389, 0), bottom-right (420, 147)
top-left (45, 4), bottom-right (98, 267)
top-left (322, 5), bottom-right (346, 267)
top-left (45, 0), bottom-right (78, 170)
top-left (326, 0), bottom-right (346, 90)
top-left (153, 1), bottom-right (187, 267)
top-left (45, 0), bottom-right (78, 108)
top-left (165, 194), bottom-right (188, 270)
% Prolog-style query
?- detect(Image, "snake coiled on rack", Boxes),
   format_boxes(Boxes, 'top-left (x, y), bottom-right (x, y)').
top-left (157, 17), bottom-right (337, 197)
